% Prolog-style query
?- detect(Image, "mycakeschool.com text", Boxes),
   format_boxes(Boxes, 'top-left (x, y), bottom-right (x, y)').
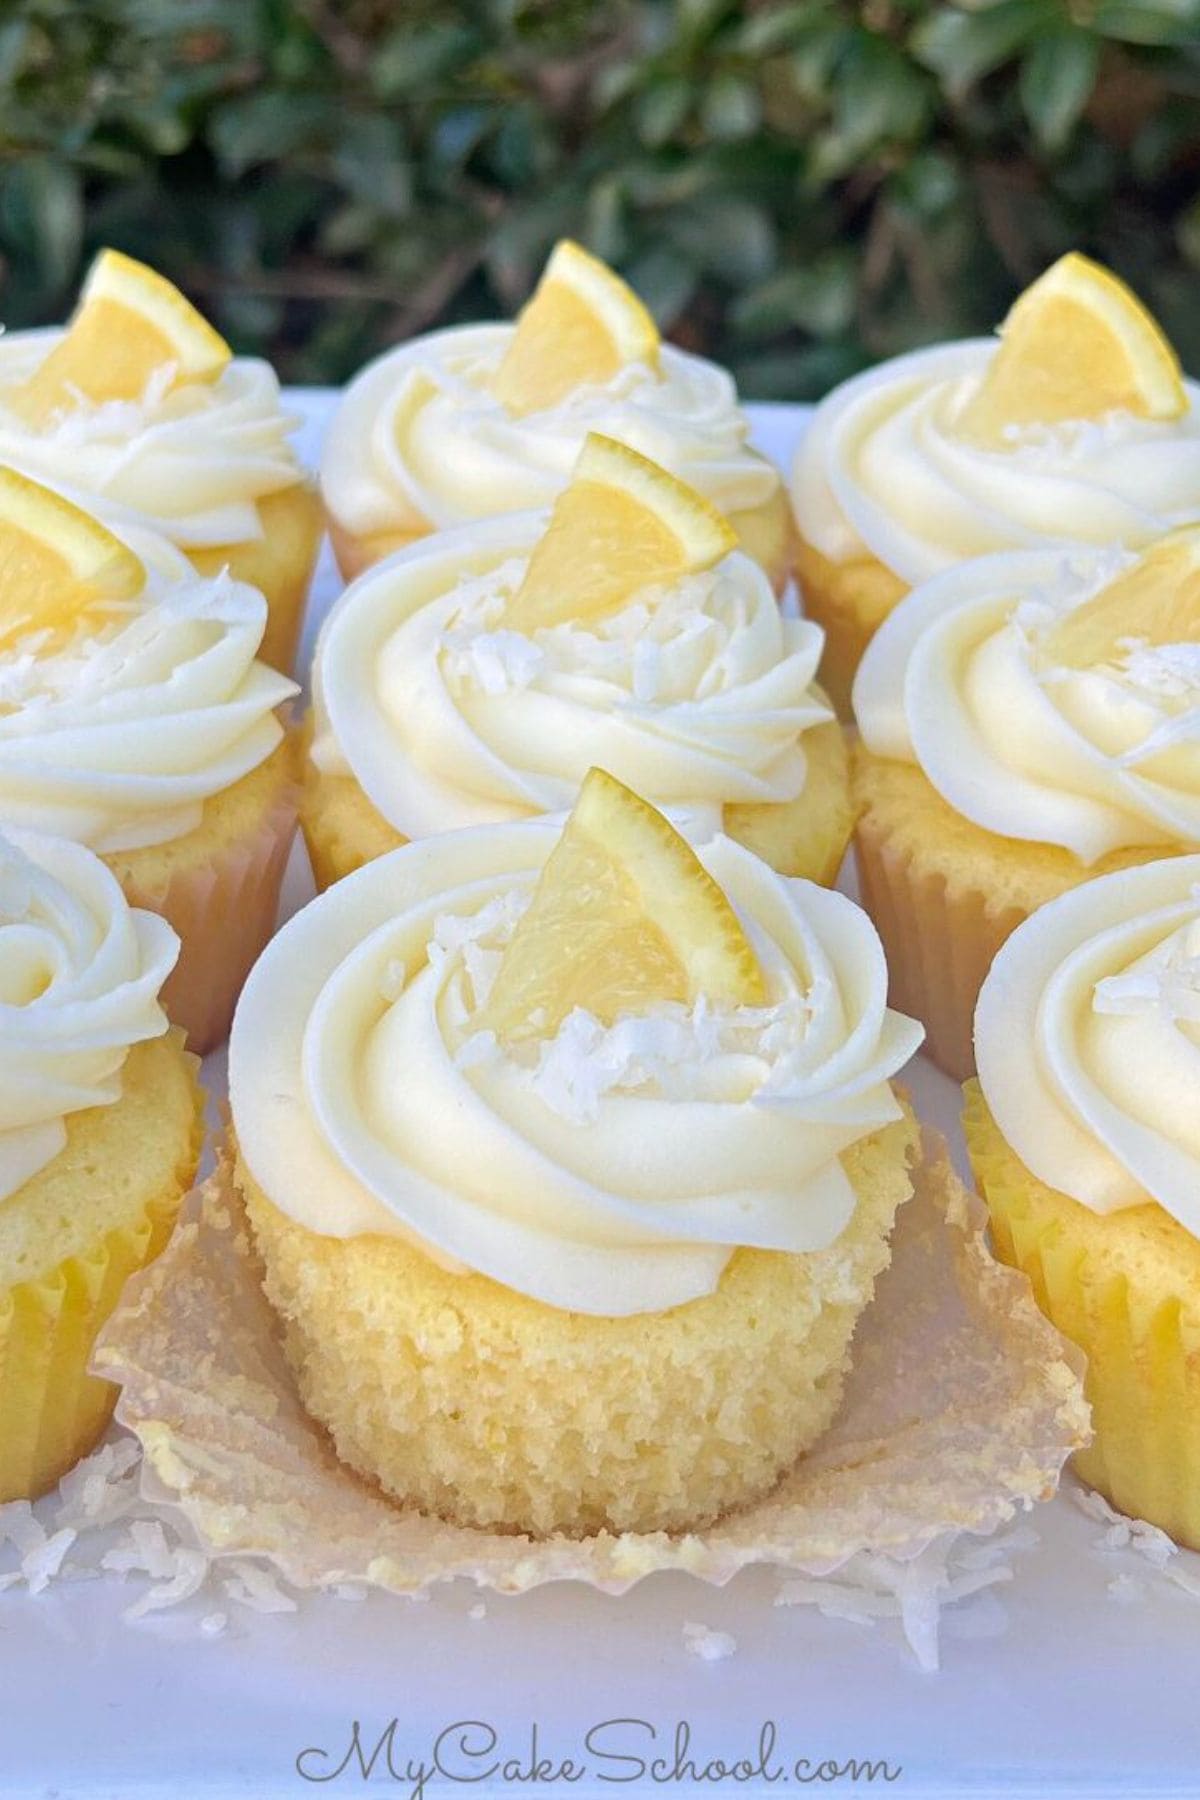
top-left (294, 1719), bottom-right (904, 1793)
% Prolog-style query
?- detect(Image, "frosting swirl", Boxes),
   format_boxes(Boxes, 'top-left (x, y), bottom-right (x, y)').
top-left (975, 855), bottom-right (1200, 1238)
top-left (311, 516), bottom-right (833, 839)
top-left (853, 545), bottom-right (1200, 864)
top-left (320, 324), bottom-right (779, 538)
top-left (792, 341), bottom-right (1200, 583)
top-left (0, 519), bottom-right (297, 853)
top-left (0, 330), bottom-right (305, 549)
top-left (230, 822), bottom-right (923, 1315)
top-left (0, 828), bottom-right (178, 1206)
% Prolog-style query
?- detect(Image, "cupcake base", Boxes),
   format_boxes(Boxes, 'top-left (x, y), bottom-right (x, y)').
top-left (301, 715), bottom-right (854, 895)
top-left (0, 1034), bottom-right (202, 1502)
top-left (105, 735), bottom-right (300, 1055)
top-left (852, 748), bottom-right (1173, 1080)
top-left (794, 534), bottom-right (907, 717)
top-left (237, 1109), bottom-right (918, 1539)
top-left (964, 1083), bottom-right (1200, 1551)
top-left (189, 483), bottom-right (323, 676)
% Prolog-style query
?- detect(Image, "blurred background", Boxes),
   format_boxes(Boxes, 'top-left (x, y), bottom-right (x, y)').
top-left (1, 0), bottom-right (1197, 396)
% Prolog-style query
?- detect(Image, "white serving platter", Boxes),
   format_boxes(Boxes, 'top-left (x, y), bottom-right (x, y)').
top-left (2, 395), bottom-right (1198, 1800)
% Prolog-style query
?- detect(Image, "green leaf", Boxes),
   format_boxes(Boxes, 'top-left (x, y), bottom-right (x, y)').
top-left (635, 77), bottom-right (692, 148)
top-left (1092, 0), bottom-right (1200, 42)
top-left (700, 73), bottom-right (762, 141)
top-left (0, 158), bottom-right (82, 296)
top-left (913, 0), bottom-right (1051, 97)
top-left (1019, 25), bottom-right (1101, 152)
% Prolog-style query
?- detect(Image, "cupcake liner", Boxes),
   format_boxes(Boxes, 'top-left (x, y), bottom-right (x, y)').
top-left (0, 1056), bottom-right (203, 1504)
top-left (118, 768), bottom-right (299, 1057)
top-left (964, 1085), bottom-right (1200, 1551)
top-left (794, 537), bottom-right (907, 718)
top-left (854, 801), bottom-right (1027, 1081)
top-left (92, 1131), bottom-right (1088, 1597)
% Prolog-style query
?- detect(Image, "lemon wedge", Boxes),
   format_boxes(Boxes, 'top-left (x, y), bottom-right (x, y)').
top-left (0, 467), bottom-right (144, 653)
top-left (960, 252), bottom-right (1185, 445)
top-left (1044, 526), bottom-right (1200, 671)
top-left (478, 767), bottom-right (765, 1044)
top-left (504, 432), bottom-right (737, 634)
top-left (9, 248), bottom-right (231, 427)
top-left (492, 239), bottom-right (659, 417)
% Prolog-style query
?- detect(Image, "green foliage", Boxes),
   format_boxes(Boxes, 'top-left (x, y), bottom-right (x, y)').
top-left (0, 0), bottom-right (1197, 395)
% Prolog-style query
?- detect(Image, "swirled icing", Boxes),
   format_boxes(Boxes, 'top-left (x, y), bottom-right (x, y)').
top-left (229, 822), bottom-right (923, 1315)
top-left (311, 515), bottom-right (831, 840)
top-left (0, 330), bottom-right (306, 548)
top-left (853, 545), bottom-right (1200, 864)
top-left (0, 828), bottom-right (178, 1206)
top-left (320, 324), bottom-right (779, 539)
top-left (0, 517), bottom-right (297, 853)
top-left (791, 340), bottom-right (1200, 583)
top-left (975, 855), bottom-right (1200, 1237)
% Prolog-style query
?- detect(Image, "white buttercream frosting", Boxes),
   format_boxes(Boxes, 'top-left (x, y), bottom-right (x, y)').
top-left (976, 854), bottom-right (1200, 1238)
top-left (0, 828), bottom-right (178, 1207)
top-left (791, 340), bottom-right (1200, 584)
top-left (0, 330), bottom-right (306, 548)
top-left (311, 514), bottom-right (833, 840)
top-left (320, 323), bottom-right (779, 539)
top-left (853, 545), bottom-right (1200, 864)
top-left (229, 821), bottom-right (923, 1315)
top-left (0, 519), bottom-right (297, 853)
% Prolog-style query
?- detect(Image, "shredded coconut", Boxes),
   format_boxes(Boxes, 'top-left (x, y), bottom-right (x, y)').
top-left (774, 1527), bottom-right (1039, 1672)
top-left (682, 1621), bottom-right (737, 1662)
top-left (1071, 1482), bottom-right (1200, 1605)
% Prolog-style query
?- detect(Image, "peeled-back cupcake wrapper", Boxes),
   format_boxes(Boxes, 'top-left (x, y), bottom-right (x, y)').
top-left (92, 1130), bottom-right (1089, 1594)
top-left (0, 1051), bottom-right (203, 1504)
top-left (854, 805), bottom-right (1027, 1083)
top-left (117, 769), bottom-right (300, 1058)
top-left (965, 1088), bottom-right (1200, 1553)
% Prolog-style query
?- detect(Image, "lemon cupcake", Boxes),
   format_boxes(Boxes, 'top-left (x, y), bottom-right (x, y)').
top-left (968, 855), bottom-right (1200, 1547)
top-left (791, 253), bottom-right (1200, 712)
top-left (305, 434), bottom-right (850, 893)
top-left (230, 769), bottom-right (923, 1538)
top-left (0, 827), bottom-right (203, 1501)
top-left (851, 527), bottom-right (1200, 1079)
top-left (0, 466), bottom-right (299, 1054)
top-left (321, 239), bottom-right (792, 593)
top-left (0, 249), bottom-right (322, 674)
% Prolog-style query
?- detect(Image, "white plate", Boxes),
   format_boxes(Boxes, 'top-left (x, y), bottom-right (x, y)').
top-left (3, 397), bottom-right (1198, 1800)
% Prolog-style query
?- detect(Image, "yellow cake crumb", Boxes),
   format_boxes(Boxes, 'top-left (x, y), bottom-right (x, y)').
top-left (238, 1107), bottom-right (918, 1539)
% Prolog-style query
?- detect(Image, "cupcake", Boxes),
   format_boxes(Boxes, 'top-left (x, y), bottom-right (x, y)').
top-left (321, 239), bottom-right (793, 593)
top-left (230, 767), bottom-right (923, 1538)
top-left (791, 252), bottom-right (1199, 712)
top-left (0, 248), bottom-right (322, 674)
top-left (968, 855), bottom-right (1200, 1547)
top-left (0, 465), bottom-right (300, 1053)
top-left (304, 434), bottom-right (850, 892)
top-left (851, 527), bottom-right (1200, 1079)
top-left (0, 828), bottom-right (203, 1500)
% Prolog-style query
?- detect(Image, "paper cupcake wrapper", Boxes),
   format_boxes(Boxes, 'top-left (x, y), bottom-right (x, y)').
top-left (92, 1131), bottom-right (1088, 1596)
top-left (853, 801), bottom-right (1028, 1081)
top-left (0, 1057), bottom-right (202, 1504)
top-left (119, 766), bottom-right (299, 1057)
top-left (964, 1085), bottom-right (1200, 1551)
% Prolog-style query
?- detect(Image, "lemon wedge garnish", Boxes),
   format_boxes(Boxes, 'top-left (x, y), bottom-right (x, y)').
top-left (9, 248), bottom-right (231, 427)
top-left (504, 432), bottom-right (737, 634)
top-left (0, 466), bottom-right (144, 652)
top-left (492, 239), bottom-right (659, 417)
top-left (1044, 526), bottom-right (1200, 671)
top-left (960, 252), bottom-right (1185, 445)
top-left (478, 767), bottom-right (765, 1044)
